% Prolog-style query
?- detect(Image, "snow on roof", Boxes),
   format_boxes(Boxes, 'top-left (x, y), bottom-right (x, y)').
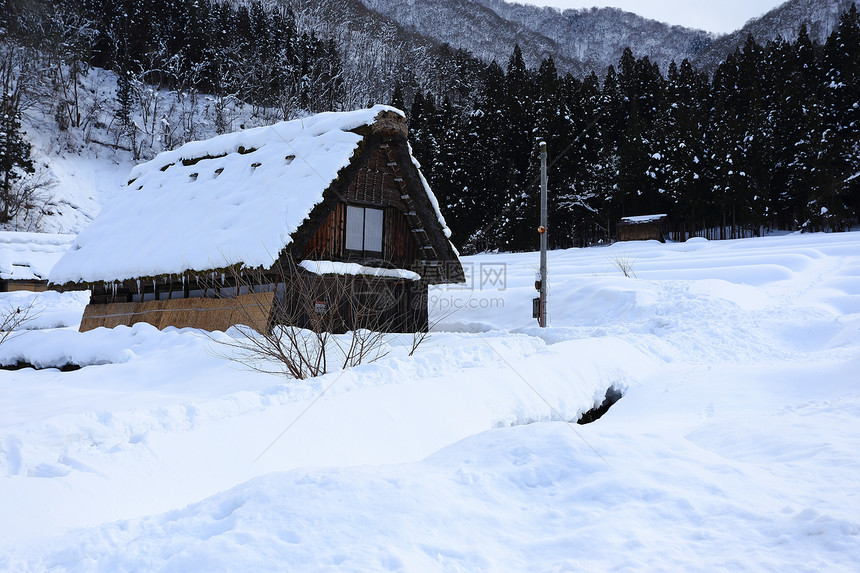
top-left (299, 260), bottom-right (420, 281)
top-left (50, 106), bottom-right (413, 285)
top-left (0, 231), bottom-right (76, 282)
top-left (620, 214), bottom-right (668, 224)
top-left (408, 143), bottom-right (451, 240)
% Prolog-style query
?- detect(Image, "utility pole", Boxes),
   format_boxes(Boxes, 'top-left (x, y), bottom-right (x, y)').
top-left (538, 141), bottom-right (548, 327)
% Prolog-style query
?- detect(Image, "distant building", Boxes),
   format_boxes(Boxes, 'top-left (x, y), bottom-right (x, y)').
top-left (50, 106), bottom-right (464, 333)
top-left (0, 232), bottom-right (75, 292)
top-left (617, 214), bottom-right (668, 243)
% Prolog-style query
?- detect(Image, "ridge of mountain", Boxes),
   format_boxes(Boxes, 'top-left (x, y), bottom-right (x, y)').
top-left (356, 0), bottom-right (855, 74)
top-left (359, 0), bottom-right (712, 74)
top-left (692, 0), bottom-right (857, 69)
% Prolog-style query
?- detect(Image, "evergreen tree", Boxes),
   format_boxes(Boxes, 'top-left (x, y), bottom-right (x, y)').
top-left (390, 82), bottom-right (405, 111)
top-left (560, 71), bottom-right (612, 246)
top-left (407, 91), bottom-right (438, 178)
top-left (657, 59), bottom-right (709, 240)
top-left (462, 61), bottom-right (508, 252)
top-left (0, 89), bottom-right (34, 222)
top-left (818, 3), bottom-right (860, 228)
top-left (429, 97), bottom-right (471, 241)
top-left (492, 44), bottom-right (535, 250)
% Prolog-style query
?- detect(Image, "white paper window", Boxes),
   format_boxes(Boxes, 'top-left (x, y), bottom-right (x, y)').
top-left (345, 205), bottom-right (384, 253)
top-left (346, 205), bottom-right (364, 250)
top-left (363, 207), bottom-right (383, 252)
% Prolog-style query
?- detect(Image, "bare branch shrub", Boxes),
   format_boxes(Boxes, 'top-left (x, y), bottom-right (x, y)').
top-left (0, 297), bottom-right (37, 347)
top-left (210, 256), bottom-right (404, 380)
top-left (608, 252), bottom-right (638, 278)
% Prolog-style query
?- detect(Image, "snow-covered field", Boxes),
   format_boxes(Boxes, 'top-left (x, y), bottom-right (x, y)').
top-left (1, 232), bottom-right (859, 571)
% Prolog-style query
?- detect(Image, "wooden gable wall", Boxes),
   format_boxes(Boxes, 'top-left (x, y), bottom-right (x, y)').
top-left (288, 110), bottom-right (464, 285)
top-left (300, 144), bottom-right (422, 268)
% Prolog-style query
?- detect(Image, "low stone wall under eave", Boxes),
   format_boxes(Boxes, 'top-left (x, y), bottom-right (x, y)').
top-left (79, 292), bottom-right (275, 333)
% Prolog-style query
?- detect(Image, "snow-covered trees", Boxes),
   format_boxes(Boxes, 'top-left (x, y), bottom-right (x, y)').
top-left (1, 0), bottom-right (858, 246)
top-left (407, 6), bottom-right (860, 251)
top-left (0, 45), bottom-right (35, 224)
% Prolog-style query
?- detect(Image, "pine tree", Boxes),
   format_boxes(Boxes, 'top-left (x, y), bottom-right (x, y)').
top-left (659, 59), bottom-right (709, 240)
top-left (462, 61), bottom-right (508, 252)
top-left (811, 3), bottom-right (860, 230)
top-left (560, 71), bottom-right (611, 246)
top-left (390, 82), bottom-right (405, 111)
top-left (492, 44), bottom-right (536, 250)
top-left (826, 3), bottom-right (860, 225)
top-left (0, 89), bottom-right (34, 223)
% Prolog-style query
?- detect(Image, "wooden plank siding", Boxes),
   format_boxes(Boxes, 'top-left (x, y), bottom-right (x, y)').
top-left (270, 275), bottom-right (428, 334)
top-left (300, 204), bottom-right (420, 267)
top-left (0, 280), bottom-right (49, 292)
top-left (302, 202), bottom-right (346, 260)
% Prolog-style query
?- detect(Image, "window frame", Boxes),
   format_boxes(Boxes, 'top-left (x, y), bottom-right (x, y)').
top-left (345, 204), bottom-right (384, 256)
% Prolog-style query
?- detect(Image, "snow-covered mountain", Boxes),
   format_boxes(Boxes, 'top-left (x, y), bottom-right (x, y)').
top-left (359, 0), bottom-right (713, 74)
top-left (691, 0), bottom-right (857, 70)
top-left (357, 0), bottom-right (854, 73)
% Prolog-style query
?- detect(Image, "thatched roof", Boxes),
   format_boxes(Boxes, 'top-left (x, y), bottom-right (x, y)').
top-left (618, 214), bottom-right (668, 227)
top-left (0, 231), bottom-right (75, 282)
top-left (50, 106), bottom-right (454, 286)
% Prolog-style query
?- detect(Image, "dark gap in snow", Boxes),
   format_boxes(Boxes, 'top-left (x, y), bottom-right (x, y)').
top-left (181, 152), bottom-right (228, 166)
top-left (1, 362), bottom-right (82, 372)
top-left (577, 387), bottom-right (623, 425)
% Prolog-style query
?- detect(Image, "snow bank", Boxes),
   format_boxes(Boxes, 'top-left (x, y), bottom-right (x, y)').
top-left (3, 231), bottom-right (860, 570)
top-left (0, 290), bottom-right (88, 331)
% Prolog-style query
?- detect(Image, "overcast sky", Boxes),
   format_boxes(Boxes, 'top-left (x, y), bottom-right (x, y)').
top-left (513, 1), bottom-right (787, 34)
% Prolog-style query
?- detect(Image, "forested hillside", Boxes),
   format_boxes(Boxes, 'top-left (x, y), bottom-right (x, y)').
top-left (0, 0), bottom-right (858, 251)
top-left (692, 0), bottom-right (857, 70)
top-left (360, 0), bottom-right (713, 75)
top-left (409, 8), bottom-right (860, 251)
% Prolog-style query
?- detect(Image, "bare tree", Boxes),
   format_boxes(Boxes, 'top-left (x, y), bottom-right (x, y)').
top-left (2, 170), bottom-right (56, 231)
top-left (36, 4), bottom-right (96, 131)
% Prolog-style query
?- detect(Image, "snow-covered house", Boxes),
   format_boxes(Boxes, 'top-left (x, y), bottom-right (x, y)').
top-left (49, 106), bottom-right (464, 333)
top-left (617, 214), bottom-right (668, 243)
top-left (0, 232), bottom-right (76, 292)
